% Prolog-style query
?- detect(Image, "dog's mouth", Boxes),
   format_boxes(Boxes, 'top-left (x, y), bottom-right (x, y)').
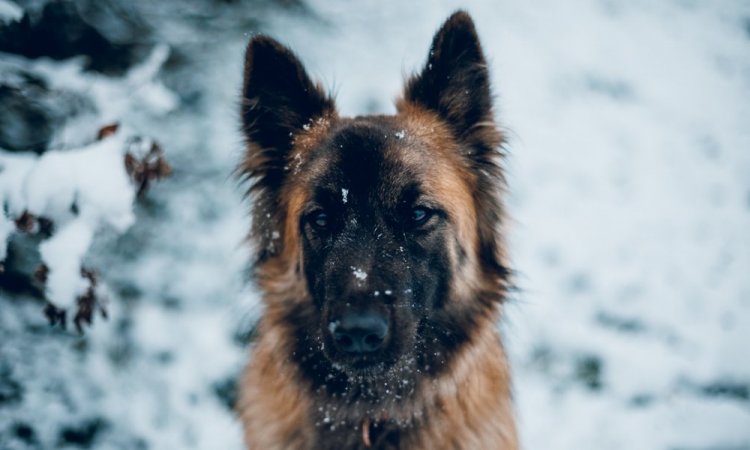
top-left (323, 334), bottom-right (396, 375)
top-left (335, 353), bottom-right (392, 374)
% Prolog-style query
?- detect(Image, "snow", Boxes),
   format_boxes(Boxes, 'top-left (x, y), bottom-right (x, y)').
top-left (1, 132), bottom-right (135, 308)
top-left (341, 188), bottom-right (349, 204)
top-left (0, 0), bottom-right (21, 23)
top-left (38, 218), bottom-right (95, 308)
top-left (351, 266), bottom-right (368, 281)
top-left (2, 0), bottom-right (749, 449)
top-left (124, 44), bottom-right (179, 115)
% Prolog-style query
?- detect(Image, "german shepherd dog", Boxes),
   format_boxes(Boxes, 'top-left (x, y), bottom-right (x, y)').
top-left (238, 11), bottom-right (517, 450)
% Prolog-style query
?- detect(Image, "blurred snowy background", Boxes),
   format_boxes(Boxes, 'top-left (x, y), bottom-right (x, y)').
top-left (1, 0), bottom-right (749, 449)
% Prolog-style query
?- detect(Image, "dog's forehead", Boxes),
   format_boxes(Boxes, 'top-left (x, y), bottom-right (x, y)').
top-left (306, 118), bottom-right (431, 205)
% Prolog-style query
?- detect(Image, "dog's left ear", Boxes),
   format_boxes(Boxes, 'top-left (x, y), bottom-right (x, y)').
top-left (241, 36), bottom-right (335, 189)
top-left (241, 36), bottom-right (335, 264)
top-left (402, 11), bottom-right (499, 153)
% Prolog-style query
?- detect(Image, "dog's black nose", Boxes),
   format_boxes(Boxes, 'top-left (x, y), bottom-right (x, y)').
top-left (331, 313), bottom-right (389, 354)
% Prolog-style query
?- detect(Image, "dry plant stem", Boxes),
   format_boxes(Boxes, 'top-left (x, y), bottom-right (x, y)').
top-left (362, 417), bottom-right (372, 448)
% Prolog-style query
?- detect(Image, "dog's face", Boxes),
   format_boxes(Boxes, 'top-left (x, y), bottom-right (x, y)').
top-left (241, 12), bottom-right (508, 383)
top-left (295, 116), bottom-right (472, 373)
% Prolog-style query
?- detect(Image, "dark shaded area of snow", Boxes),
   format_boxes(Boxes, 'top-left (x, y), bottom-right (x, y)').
top-left (0, 1), bottom-right (148, 75)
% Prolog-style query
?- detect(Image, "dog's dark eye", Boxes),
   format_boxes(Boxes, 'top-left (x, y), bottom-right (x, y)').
top-left (312, 211), bottom-right (329, 229)
top-left (411, 207), bottom-right (431, 225)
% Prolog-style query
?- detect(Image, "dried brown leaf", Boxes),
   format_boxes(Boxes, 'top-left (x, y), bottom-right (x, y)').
top-left (97, 123), bottom-right (120, 140)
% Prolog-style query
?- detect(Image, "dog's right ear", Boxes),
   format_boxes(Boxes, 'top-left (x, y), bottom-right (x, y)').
top-left (241, 36), bottom-right (334, 188)
top-left (401, 11), bottom-right (496, 154)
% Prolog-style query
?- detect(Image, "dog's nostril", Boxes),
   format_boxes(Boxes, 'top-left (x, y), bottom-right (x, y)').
top-left (330, 312), bottom-right (388, 354)
top-left (363, 333), bottom-right (383, 350)
top-left (334, 333), bottom-right (354, 349)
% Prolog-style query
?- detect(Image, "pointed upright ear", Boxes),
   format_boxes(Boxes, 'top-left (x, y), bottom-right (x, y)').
top-left (402, 11), bottom-right (498, 152)
top-left (241, 36), bottom-right (335, 265)
top-left (241, 35), bottom-right (335, 188)
top-left (404, 12), bottom-right (510, 288)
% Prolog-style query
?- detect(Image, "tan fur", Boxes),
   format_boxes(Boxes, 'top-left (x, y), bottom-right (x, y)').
top-left (238, 323), bottom-right (313, 450)
top-left (396, 103), bottom-right (485, 302)
top-left (239, 316), bottom-right (517, 449)
top-left (412, 319), bottom-right (517, 449)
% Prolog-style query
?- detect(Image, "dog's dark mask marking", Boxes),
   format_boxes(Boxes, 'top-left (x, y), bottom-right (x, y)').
top-left (240, 11), bottom-right (510, 420)
top-left (299, 120), bottom-right (455, 373)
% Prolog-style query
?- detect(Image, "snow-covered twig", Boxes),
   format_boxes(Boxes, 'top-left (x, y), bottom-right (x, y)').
top-left (0, 124), bottom-right (170, 330)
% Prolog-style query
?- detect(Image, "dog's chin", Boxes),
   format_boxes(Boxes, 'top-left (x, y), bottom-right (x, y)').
top-left (326, 353), bottom-right (392, 377)
top-left (322, 346), bottom-right (410, 381)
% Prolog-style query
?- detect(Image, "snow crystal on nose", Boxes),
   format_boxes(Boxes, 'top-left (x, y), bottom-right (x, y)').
top-left (341, 188), bottom-right (349, 204)
top-left (351, 266), bottom-right (367, 281)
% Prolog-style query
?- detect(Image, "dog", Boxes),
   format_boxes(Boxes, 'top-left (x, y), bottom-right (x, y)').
top-left (237, 11), bottom-right (517, 450)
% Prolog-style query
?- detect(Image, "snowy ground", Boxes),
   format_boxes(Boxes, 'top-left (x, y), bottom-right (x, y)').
top-left (1, 0), bottom-right (749, 449)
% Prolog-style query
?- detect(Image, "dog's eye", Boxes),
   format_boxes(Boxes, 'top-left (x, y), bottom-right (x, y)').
top-left (411, 207), bottom-right (431, 225)
top-left (312, 211), bottom-right (329, 229)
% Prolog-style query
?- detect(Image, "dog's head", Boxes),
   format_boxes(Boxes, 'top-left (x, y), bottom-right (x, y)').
top-left (240, 12), bottom-right (509, 383)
